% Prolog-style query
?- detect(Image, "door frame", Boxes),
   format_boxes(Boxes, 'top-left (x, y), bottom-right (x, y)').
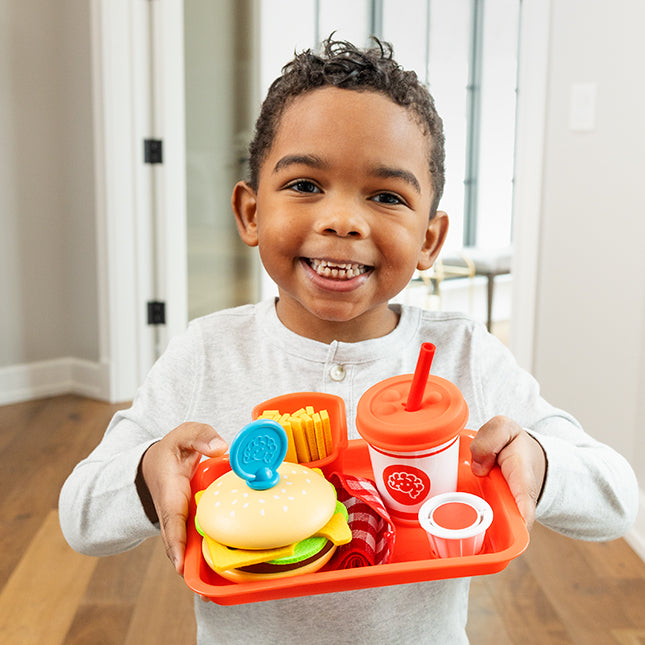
top-left (509, 0), bottom-right (551, 371)
top-left (91, 0), bottom-right (187, 402)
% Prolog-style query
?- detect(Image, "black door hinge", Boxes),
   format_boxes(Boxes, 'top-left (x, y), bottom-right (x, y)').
top-left (144, 139), bottom-right (163, 164)
top-left (147, 301), bottom-right (166, 325)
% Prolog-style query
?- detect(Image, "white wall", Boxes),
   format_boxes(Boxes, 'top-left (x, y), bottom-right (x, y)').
top-left (0, 0), bottom-right (100, 402)
top-left (532, 0), bottom-right (645, 552)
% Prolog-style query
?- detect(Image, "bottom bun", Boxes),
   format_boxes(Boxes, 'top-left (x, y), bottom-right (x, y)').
top-left (202, 539), bottom-right (337, 582)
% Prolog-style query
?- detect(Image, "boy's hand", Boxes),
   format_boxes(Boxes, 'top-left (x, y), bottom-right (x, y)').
top-left (469, 416), bottom-right (546, 531)
top-left (141, 422), bottom-right (228, 574)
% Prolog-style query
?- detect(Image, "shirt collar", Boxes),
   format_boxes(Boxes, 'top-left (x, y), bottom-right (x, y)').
top-left (258, 298), bottom-right (422, 364)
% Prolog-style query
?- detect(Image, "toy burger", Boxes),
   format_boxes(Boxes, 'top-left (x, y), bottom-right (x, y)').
top-left (194, 420), bottom-right (352, 582)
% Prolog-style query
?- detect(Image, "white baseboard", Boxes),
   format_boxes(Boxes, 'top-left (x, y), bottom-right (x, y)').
top-left (0, 357), bottom-right (110, 406)
top-left (625, 488), bottom-right (645, 562)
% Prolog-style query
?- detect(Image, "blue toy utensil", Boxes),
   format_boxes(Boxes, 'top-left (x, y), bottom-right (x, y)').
top-left (229, 419), bottom-right (288, 490)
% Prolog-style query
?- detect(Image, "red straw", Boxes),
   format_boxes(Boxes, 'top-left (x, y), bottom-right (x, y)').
top-left (405, 343), bottom-right (436, 411)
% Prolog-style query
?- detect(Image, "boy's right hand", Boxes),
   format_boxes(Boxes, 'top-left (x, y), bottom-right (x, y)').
top-left (141, 422), bottom-right (228, 575)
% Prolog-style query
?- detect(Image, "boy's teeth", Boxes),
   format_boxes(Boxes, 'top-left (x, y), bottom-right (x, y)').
top-left (309, 259), bottom-right (367, 279)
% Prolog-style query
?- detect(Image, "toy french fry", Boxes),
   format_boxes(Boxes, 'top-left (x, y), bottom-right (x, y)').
top-left (258, 410), bottom-right (280, 418)
top-left (289, 416), bottom-right (311, 463)
top-left (312, 412), bottom-right (327, 459)
top-left (256, 404), bottom-right (335, 465)
top-left (300, 413), bottom-right (319, 461)
top-left (320, 409), bottom-right (333, 456)
top-left (278, 413), bottom-right (299, 463)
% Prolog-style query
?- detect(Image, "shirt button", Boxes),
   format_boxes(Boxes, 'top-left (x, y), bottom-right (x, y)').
top-left (329, 364), bottom-right (346, 382)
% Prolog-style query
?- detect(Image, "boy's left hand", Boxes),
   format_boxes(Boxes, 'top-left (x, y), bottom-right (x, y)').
top-left (469, 416), bottom-right (546, 530)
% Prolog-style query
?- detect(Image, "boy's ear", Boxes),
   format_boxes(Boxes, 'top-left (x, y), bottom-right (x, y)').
top-left (232, 181), bottom-right (259, 247)
top-left (417, 211), bottom-right (449, 271)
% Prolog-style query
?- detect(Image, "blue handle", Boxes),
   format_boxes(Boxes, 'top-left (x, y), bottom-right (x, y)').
top-left (229, 419), bottom-right (288, 490)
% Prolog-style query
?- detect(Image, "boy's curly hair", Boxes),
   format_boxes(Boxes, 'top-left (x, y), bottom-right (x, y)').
top-left (247, 37), bottom-right (446, 217)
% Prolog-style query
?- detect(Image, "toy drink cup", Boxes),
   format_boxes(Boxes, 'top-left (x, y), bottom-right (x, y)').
top-left (356, 343), bottom-right (468, 523)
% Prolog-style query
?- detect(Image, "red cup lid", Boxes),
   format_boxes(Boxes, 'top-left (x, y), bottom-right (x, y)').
top-left (356, 374), bottom-right (468, 452)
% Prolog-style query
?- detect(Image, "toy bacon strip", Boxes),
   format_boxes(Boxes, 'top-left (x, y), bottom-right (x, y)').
top-left (258, 406), bottom-right (333, 463)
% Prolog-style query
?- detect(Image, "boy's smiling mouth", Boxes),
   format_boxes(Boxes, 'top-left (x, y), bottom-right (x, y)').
top-left (306, 258), bottom-right (371, 280)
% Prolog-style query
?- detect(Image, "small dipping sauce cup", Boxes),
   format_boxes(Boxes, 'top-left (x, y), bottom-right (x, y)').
top-left (418, 492), bottom-right (493, 557)
top-left (356, 344), bottom-right (469, 523)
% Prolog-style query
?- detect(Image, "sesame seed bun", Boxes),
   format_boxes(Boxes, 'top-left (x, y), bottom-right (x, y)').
top-left (196, 463), bottom-right (337, 551)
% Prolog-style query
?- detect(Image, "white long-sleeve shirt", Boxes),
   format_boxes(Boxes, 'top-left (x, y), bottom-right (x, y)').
top-left (59, 299), bottom-right (638, 644)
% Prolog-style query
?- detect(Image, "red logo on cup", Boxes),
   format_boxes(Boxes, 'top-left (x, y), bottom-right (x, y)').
top-left (383, 465), bottom-right (431, 505)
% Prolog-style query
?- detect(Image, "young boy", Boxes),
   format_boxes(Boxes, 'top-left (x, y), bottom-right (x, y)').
top-left (60, 39), bottom-right (637, 644)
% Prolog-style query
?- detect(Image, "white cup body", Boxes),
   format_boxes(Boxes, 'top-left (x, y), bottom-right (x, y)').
top-left (367, 435), bottom-right (459, 523)
top-left (426, 530), bottom-right (486, 559)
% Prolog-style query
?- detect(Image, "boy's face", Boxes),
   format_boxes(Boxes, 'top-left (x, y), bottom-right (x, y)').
top-left (234, 87), bottom-right (448, 343)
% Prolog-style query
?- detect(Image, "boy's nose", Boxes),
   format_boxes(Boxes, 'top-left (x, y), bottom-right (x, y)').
top-left (314, 204), bottom-right (369, 238)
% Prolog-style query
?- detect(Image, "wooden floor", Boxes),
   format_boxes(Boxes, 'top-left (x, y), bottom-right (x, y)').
top-left (0, 394), bottom-right (643, 645)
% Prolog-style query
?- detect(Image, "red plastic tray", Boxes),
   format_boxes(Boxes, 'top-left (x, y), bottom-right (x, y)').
top-left (183, 430), bottom-right (529, 605)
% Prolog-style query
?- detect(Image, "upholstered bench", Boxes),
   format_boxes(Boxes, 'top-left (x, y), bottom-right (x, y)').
top-left (440, 247), bottom-right (513, 331)
top-left (415, 247), bottom-right (512, 331)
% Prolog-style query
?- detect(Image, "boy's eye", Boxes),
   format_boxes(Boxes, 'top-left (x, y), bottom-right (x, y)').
top-left (287, 180), bottom-right (320, 194)
top-left (372, 192), bottom-right (405, 206)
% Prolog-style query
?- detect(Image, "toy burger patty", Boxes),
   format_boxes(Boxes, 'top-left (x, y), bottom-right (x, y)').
top-left (195, 462), bottom-right (352, 582)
